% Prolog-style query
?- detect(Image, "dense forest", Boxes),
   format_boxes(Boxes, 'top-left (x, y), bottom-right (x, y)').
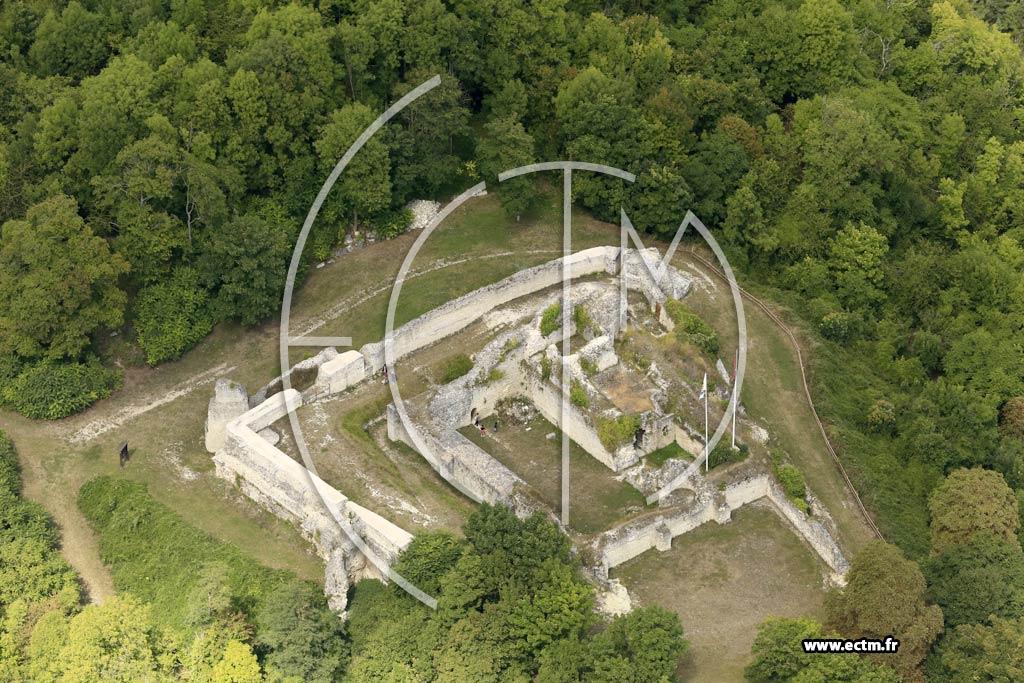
top-left (3, 0), bottom-right (1024, 680)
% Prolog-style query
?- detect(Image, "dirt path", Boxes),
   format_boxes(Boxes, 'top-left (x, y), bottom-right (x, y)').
top-left (2, 200), bottom-right (879, 617)
top-left (2, 243), bottom-right (535, 600)
top-left (69, 362), bottom-right (236, 445)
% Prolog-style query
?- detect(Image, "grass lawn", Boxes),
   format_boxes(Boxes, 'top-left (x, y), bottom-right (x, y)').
top-left (646, 441), bottom-right (690, 467)
top-left (0, 187), bottom-right (613, 599)
top-left (613, 503), bottom-right (827, 683)
top-left (460, 412), bottom-right (648, 536)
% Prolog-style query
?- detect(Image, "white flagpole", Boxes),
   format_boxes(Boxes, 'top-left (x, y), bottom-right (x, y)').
top-left (702, 373), bottom-right (709, 472)
top-left (732, 349), bottom-right (738, 449)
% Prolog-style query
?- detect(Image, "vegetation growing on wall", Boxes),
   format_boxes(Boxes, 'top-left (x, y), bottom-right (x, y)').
top-left (665, 299), bottom-right (720, 356)
top-left (771, 451), bottom-right (810, 514)
top-left (597, 413), bottom-right (642, 452)
top-left (570, 377), bottom-right (590, 409)
top-left (540, 301), bottom-right (562, 337)
top-left (708, 442), bottom-right (750, 470)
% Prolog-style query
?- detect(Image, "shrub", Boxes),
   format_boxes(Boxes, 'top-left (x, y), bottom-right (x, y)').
top-left (707, 442), bottom-right (749, 469)
top-left (569, 378), bottom-right (589, 408)
top-left (540, 302), bottom-right (562, 337)
top-left (78, 476), bottom-right (296, 631)
top-left (391, 532), bottom-right (464, 596)
top-left (498, 338), bottom-right (521, 362)
top-left (0, 431), bottom-right (78, 609)
top-left (573, 305), bottom-right (598, 335)
top-left (0, 431), bottom-right (19, 496)
top-left (373, 208), bottom-right (413, 240)
top-left (478, 368), bottom-right (505, 386)
top-left (0, 355), bottom-right (22, 394)
top-left (777, 465), bottom-right (807, 506)
top-left (540, 355), bottom-right (553, 381)
top-left (597, 414), bottom-right (641, 451)
top-left (819, 311), bottom-right (853, 342)
top-left (866, 399), bottom-right (896, 433)
top-left (579, 357), bottom-right (598, 376)
top-left (439, 354), bottom-right (473, 383)
top-left (665, 300), bottom-right (719, 355)
top-left (1000, 397), bottom-right (1024, 440)
top-left (2, 360), bottom-right (120, 419)
top-left (134, 267), bottom-right (213, 365)
top-left (770, 451), bottom-right (809, 513)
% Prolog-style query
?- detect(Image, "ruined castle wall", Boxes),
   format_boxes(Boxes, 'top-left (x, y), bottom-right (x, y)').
top-left (387, 393), bottom-right (538, 521)
top-left (526, 373), bottom-right (623, 470)
top-left (359, 247), bottom-right (620, 373)
top-left (315, 350), bottom-right (369, 395)
top-left (214, 389), bottom-right (414, 612)
top-left (205, 379), bottom-right (249, 453)
top-left (599, 474), bottom-right (849, 580)
top-left (764, 478), bottom-right (850, 577)
top-left (251, 347), bottom-right (338, 405)
top-left (599, 493), bottom-right (723, 569)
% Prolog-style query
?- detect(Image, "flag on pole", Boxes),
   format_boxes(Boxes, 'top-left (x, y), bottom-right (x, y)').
top-left (698, 373), bottom-right (707, 400)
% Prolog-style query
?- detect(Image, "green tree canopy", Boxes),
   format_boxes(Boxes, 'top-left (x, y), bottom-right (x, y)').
top-left (824, 541), bottom-right (943, 681)
top-left (0, 194), bottom-right (127, 360)
top-left (929, 467), bottom-right (1019, 554)
top-left (199, 210), bottom-right (291, 326)
top-left (477, 114), bottom-right (536, 221)
top-left (926, 529), bottom-right (1024, 627)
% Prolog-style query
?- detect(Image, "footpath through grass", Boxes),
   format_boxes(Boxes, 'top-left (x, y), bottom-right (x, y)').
top-left (667, 244), bottom-right (877, 555)
top-left (0, 188), bottom-right (616, 598)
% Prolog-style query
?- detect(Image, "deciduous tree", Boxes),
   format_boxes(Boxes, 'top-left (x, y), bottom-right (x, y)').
top-left (0, 195), bottom-right (127, 360)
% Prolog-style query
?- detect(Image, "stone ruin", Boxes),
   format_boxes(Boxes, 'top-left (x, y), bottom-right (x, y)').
top-left (205, 246), bottom-right (850, 614)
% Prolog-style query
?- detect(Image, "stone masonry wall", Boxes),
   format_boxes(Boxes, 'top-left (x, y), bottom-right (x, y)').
top-left (598, 474), bottom-right (849, 583)
top-left (214, 389), bottom-right (414, 613)
top-left (359, 246), bottom-right (622, 374)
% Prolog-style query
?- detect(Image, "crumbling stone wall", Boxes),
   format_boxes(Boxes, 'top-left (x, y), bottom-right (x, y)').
top-left (597, 474), bottom-right (849, 583)
top-left (386, 330), bottom-right (541, 519)
top-left (213, 388), bottom-right (414, 613)
top-left (359, 247), bottom-right (623, 373)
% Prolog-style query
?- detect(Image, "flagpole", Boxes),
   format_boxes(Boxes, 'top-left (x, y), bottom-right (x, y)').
top-left (704, 373), bottom-right (709, 473)
top-left (731, 349), bottom-right (738, 449)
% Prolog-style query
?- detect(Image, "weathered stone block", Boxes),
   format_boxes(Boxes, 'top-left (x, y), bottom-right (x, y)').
top-left (205, 378), bottom-right (249, 453)
top-left (317, 350), bottom-right (369, 395)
